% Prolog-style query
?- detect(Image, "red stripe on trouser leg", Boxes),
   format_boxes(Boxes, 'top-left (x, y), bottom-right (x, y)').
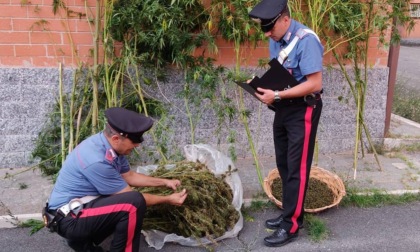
top-left (79, 204), bottom-right (137, 252)
top-left (290, 106), bottom-right (313, 234)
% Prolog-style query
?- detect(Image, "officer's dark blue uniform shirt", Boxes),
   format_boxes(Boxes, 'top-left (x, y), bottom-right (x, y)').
top-left (48, 133), bottom-right (130, 209)
top-left (269, 19), bottom-right (324, 84)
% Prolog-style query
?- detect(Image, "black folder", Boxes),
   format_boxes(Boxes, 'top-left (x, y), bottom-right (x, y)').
top-left (235, 81), bottom-right (261, 100)
top-left (235, 58), bottom-right (299, 99)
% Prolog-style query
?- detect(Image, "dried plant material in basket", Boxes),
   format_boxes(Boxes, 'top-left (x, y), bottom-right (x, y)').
top-left (263, 166), bottom-right (346, 213)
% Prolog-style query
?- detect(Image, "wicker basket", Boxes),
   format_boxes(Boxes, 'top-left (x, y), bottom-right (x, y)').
top-left (263, 166), bottom-right (346, 213)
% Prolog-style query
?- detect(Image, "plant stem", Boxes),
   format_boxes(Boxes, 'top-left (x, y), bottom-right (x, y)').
top-left (68, 69), bottom-right (76, 153)
top-left (91, 0), bottom-right (101, 134)
top-left (58, 63), bottom-right (66, 165)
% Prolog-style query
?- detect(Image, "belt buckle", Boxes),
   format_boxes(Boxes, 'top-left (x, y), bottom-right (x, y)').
top-left (57, 205), bottom-right (70, 217)
top-left (58, 198), bottom-right (83, 217)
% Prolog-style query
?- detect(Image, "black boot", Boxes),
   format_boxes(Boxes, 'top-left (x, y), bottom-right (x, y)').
top-left (265, 214), bottom-right (284, 229)
top-left (66, 239), bottom-right (105, 252)
top-left (265, 214), bottom-right (304, 230)
top-left (264, 228), bottom-right (298, 247)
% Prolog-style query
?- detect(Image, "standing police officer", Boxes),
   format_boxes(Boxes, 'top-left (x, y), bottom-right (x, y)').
top-left (249, 0), bottom-right (324, 247)
top-left (44, 107), bottom-right (187, 252)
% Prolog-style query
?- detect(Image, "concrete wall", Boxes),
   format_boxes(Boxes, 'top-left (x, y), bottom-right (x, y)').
top-left (0, 66), bottom-right (389, 169)
top-left (0, 68), bottom-right (74, 168)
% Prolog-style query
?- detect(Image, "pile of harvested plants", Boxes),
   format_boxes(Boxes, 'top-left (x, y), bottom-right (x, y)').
top-left (136, 161), bottom-right (239, 239)
top-left (271, 177), bottom-right (335, 209)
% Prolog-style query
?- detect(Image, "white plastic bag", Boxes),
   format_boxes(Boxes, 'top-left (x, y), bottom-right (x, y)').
top-left (137, 144), bottom-right (244, 250)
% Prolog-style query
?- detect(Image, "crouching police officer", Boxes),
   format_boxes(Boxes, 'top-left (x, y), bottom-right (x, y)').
top-left (43, 107), bottom-right (187, 252)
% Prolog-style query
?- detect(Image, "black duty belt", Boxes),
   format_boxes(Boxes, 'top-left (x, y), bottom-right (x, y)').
top-left (277, 93), bottom-right (321, 106)
top-left (42, 206), bottom-right (64, 233)
top-left (47, 209), bottom-right (58, 216)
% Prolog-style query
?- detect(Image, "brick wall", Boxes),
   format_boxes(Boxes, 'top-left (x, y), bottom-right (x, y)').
top-left (0, 0), bottom-right (390, 67)
top-left (0, 0), bottom-right (99, 67)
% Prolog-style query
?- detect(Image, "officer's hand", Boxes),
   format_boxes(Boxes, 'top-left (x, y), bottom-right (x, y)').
top-left (165, 179), bottom-right (181, 190)
top-left (168, 189), bottom-right (188, 206)
top-left (255, 87), bottom-right (274, 105)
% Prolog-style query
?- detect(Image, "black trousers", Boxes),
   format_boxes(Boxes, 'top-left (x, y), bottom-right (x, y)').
top-left (273, 99), bottom-right (322, 234)
top-left (55, 191), bottom-right (146, 252)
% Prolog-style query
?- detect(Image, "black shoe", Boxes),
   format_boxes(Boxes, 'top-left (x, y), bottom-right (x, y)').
top-left (66, 239), bottom-right (105, 252)
top-left (265, 215), bottom-right (304, 230)
top-left (264, 228), bottom-right (298, 247)
top-left (265, 214), bottom-right (284, 229)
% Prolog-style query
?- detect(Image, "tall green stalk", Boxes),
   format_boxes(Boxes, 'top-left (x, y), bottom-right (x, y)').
top-left (127, 54), bottom-right (169, 163)
top-left (68, 70), bottom-right (76, 153)
top-left (58, 63), bottom-right (66, 165)
top-left (329, 1), bottom-right (386, 178)
top-left (291, 0), bottom-right (414, 177)
top-left (182, 69), bottom-right (199, 145)
top-left (102, 0), bottom-right (120, 108)
top-left (238, 95), bottom-right (264, 188)
top-left (217, 0), bottom-right (265, 189)
top-left (90, 0), bottom-right (101, 133)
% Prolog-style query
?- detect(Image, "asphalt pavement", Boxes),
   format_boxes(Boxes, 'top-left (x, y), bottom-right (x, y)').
top-left (396, 43), bottom-right (420, 92)
top-left (1, 201), bottom-right (420, 252)
top-left (1, 44), bottom-right (420, 251)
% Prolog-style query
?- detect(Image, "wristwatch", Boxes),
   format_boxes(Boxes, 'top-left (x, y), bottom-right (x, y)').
top-left (274, 90), bottom-right (281, 102)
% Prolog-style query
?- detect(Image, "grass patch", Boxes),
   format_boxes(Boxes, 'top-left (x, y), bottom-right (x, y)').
top-left (388, 143), bottom-right (420, 153)
top-left (19, 219), bottom-right (45, 235)
top-left (18, 183), bottom-right (28, 190)
top-left (241, 199), bottom-right (275, 222)
top-left (305, 214), bottom-right (329, 242)
top-left (340, 189), bottom-right (420, 208)
top-left (245, 199), bottom-right (275, 212)
top-left (392, 81), bottom-right (420, 124)
top-left (404, 143), bottom-right (420, 152)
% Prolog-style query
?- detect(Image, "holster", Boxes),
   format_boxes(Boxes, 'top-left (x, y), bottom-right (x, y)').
top-left (42, 205), bottom-right (60, 233)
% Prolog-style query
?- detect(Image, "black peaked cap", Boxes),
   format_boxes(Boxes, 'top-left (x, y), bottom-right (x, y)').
top-left (249, 0), bottom-right (288, 20)
top-left (105, 107), bottom-right (154, 143)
